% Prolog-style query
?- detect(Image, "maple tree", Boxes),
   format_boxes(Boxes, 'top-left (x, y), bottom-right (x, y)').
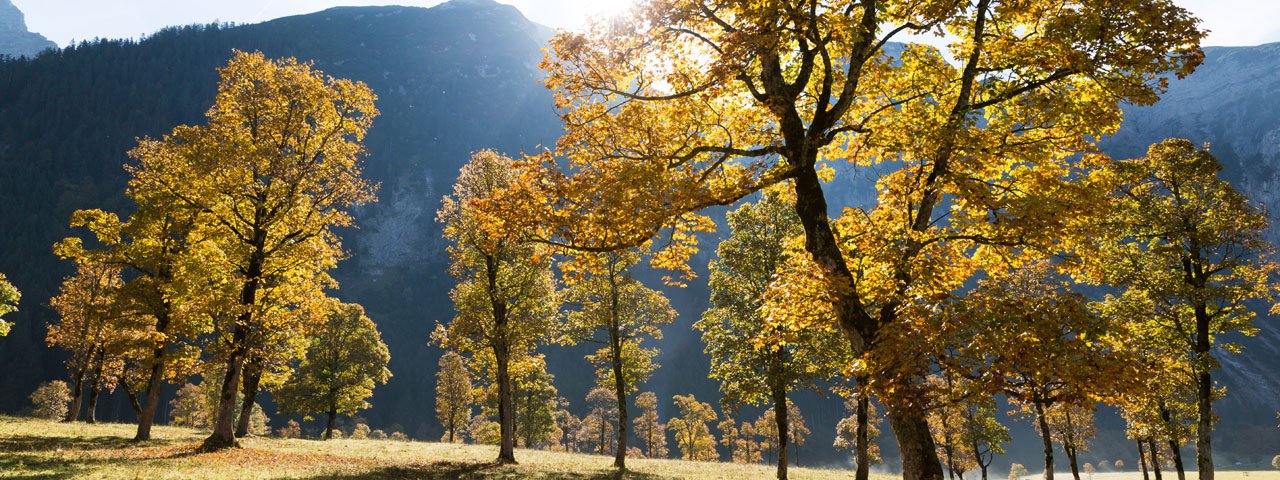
top-left (633, 391), bottom-right (668, 459)
top-left (697, 191), bottom-right (847, 479)
top-left (46, 262), bottom-right (138, 424)
top-left (510, 0), bottom-right (1205, 475)
top-left (169, 382), bottom-right (212, 428)
top-left (435, 149), bottom-right (559, 464)
top-left (435, 351), bottom-right (474, 443)
top-left (124, 50), bottom-right (378, 450)
top-left (668, 394), bottom-right (718, 461)
top-left (1044, 403), bottom-right (1098, 480)
top-left (560, 249), bottom-right (675, 468)
top-left (274, 302), bottom-right (390, 440)
top-left (0, 273), bottom-right (17, 337)
top-left (1084, 138), bottom-right (1280, 480)
top-left (949, 263), bottom-right (1135, 480)
top-left (835, 396), bottom-right (883, 480)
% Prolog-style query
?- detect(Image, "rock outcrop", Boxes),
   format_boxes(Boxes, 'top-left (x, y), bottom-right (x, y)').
top-left (0, 0), bottom-right (54, 58)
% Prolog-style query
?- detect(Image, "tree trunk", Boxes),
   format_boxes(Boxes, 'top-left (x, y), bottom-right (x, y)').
top-left (84, 349), bottom-right (105, 424)
top-left (855, 386), bottom-right (871, 480)
top-left (325, 408), bottom-right (336, 440)
top-left (64, 364), bottom-right (86, 422)
top-left (201, 230), bottom-right (265, 452)
top-left (1158, 403), bottom-right (1186, 480)
top-left (234, 358), bottom-right (264, 437)
top-left (1194, 307), bottom-right (1214, 480)
top-left (890, 408), bottom-right (947, 480)
top-left (609, 281), bottom-right (628, 470)
top-left (1149, 437), bottom-right (1163, 480)
top-left (772, 386), bottom-right (790, 480)
top-left (495, 341), bottom-right (517, 464)
top-left (1066, 445), bottom-right (1080, 480)
top-left (134, 306), bottom-right (172, 441)
top-left (1138, 439), bottom-right (1150, 480)
top-left (1035, 401), bottom-right (1054, 480)
top-left (125, 386), bottom-right (143, 419)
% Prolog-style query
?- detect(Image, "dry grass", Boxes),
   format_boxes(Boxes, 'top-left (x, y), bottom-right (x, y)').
top-left (0, 415), bottom-right (884, 479)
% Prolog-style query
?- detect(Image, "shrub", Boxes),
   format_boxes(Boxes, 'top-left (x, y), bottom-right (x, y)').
top-left (29, 381), bottom-right (71, 420)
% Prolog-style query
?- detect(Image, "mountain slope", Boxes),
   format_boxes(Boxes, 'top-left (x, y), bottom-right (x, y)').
top-left (0, 0), bottom-right (53, 58)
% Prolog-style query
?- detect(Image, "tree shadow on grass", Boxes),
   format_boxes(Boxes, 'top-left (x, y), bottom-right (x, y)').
top-left (306, 461), bottom-right (668, 480)
top-left (0, 434), bottom-right (203, 479)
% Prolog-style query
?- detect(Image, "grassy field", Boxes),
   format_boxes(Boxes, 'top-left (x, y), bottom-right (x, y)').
top-left (0, 415), bottom-right (883, 479)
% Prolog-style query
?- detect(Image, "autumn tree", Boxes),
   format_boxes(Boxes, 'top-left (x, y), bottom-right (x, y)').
top-left (55, 162), bottom-right (218, 440)
top-left (0, 273), bottom-right (18, 337)
top-left (835, 396), bottom-right (883, 479)
top-left (697, 192), bottom-right (847, 479)
top-left (510, 0), bottom-right (1204, 476)
top-left (952, 263), bottom-right (1135, 480)
top-left (436, 351), bottom-right (473, 443)
top-left (584, 386), bottom-right (620, 455)
top-left (435, 149), bottom-right (558, 464)
top-left (1045, 403), bottom-right (1098, 480)
top-left (633, 391), bottom-right (668, 459)
top-left (46, 262), bottom-right (135, 423)
top-left (170, 382), bottom-right (211, 428)
top-left (560, 249), bottom-right (676, 469)
top-left (124, 50), bottom-right (378, 450)
top-left (668, 394), bottom-right (717, 461)
top-left (1086, 139), bottom-right (1280, 480)
top-left (275, 303), bottom-right (391, 440)
top-left (961, 395), bottom-right (1010, 480)
top-left (511, 356), bottom-right (562, 448)
top-left (29, 380), bottom-right (71, 420)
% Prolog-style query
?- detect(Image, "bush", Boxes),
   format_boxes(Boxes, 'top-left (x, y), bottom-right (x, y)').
top-left (276, 419), bottom-right (302, 438)
top-left (1271, 455), bottom-right (1280, 470)
top-left (369, 429), bottom-right (387, 440)
top-left (29, 381), bottom-right (71, 420)
top-left (390, 431), bottom-right (408, 441)
top-left (1009, 464), bottom-right (1029, 480)
top-left (1115, 460), bottom-right (1125, 470)
top-left (351, 423), bottom-right (371, 439)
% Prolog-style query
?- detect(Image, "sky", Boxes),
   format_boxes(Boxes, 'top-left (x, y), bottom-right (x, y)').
top-left (12, 0), bottom-right (1280, 48)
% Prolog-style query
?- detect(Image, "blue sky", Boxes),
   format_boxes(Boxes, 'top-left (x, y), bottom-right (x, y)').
top-left (13, 0), bottom-right (1280, 48)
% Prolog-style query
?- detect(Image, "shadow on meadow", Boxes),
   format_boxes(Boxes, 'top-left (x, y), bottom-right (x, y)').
top-left (0, 433), bottom-right (203, 479)
top-left (305, 461), bottom-right (667, 480)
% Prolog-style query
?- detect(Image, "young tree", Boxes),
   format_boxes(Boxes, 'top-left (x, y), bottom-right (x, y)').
top-left (434, 150), bottom-right (558, 464)
top-left (435, 351), bottom-right (473, 443)
top-left (277, 419), bottom-right (302, 439)
top-left (512, 357), bottom-right (561, 449)
top-left (560, 249), bottom-right (676, 469)
top-left (514, 2), bottom-right (1203, 477)
top-left (126, 50), bottom-right (378, 450)
top-left (633, 391), bottom-right (668, 459)
top-left (1046, 403), bottom-right (1098, 480)
top-left (29, 380), bottom-right (71, 420)
top-left (1088, 139), bottom-right (1280, 480)
top-left (961, 395), bottom-right (1010, 480)
top-left (0, 273), bottom-right (18, 337)
top-left (274, 303), bottom-right (391, 440)
top-left (668, 394), bottom-right (717, 461)
top-left (697, 192), bottom-right (847, 479)
top-left (735, 420), bottom-right (762, 464)
top-left (170, 382), bottom-right (211, 428)
top-left (584, 386), bottom-right (620, 455)
top-left (835, 396), bottom-right (883, 479)
top-left (1010, 464), bottom-right (1030, 480)
top-left (928, 393), bottom-right (976, 480)
top-left (786, 406), bottom-right (809, 467)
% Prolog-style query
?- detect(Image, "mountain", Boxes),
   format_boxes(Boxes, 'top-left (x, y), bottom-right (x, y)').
top-left (0, 0), bottom-right (54, 58)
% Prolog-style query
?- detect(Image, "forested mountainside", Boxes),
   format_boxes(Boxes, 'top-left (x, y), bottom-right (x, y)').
top-left (3, 0), bottom-right (1280, 469)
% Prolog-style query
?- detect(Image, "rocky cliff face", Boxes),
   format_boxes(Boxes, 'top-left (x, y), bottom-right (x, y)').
top-left (0, 0), bottom-right (54, 58)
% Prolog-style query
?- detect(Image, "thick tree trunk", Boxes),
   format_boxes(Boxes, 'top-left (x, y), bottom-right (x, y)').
top-left (325, 408), bottom-right (337, 440)
top-left (235, 358), bottom-right (264, 437)
top-left (1149, 437), bottom-right (1163, 480)
top-left (202, 332), bottom-right (247, 451)
top-left (84, 350), bottom-right (105, 424)
top-left (1035, 402), bottom-right (1054, 480)
top-left (495, 343), bottom-right (517, 464)
top-left (1194, 319), bottom-right (1214, 480)
top-left (855, 386), bottom-right (871, 480)
top-left (772, 386), bottom-right (790, 480)
top-left (1138, 439), bottom-right (1150, 480)
top-left (890, 408), bottom-right (947, 480)
top-left (64, 365), bottom-right (86, 422)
